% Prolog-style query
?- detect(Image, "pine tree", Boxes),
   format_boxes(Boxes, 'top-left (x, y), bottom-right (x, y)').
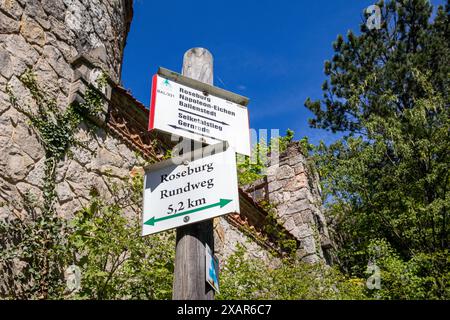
top-left (305, 0), bottom-right (449, 298)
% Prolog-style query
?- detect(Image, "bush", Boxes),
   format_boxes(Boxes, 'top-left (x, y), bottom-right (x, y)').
top-left (365, 239), bottom-right (450, 300)
top-left (69, 196), bottom-right (175, 300)
top-left (217, 245), bottom-right (367, 300)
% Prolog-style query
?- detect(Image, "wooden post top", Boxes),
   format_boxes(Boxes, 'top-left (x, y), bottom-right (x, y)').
top-left (182, 48), bottom-right (214, 86)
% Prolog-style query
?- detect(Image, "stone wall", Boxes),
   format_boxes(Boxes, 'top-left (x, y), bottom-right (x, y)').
top-left (0, 0), bottom-right (331, 272)
top-left (245, 143), bottom-right (332, 264)
top-left (214, 217), bottom-right (280, 268)
top-left (0, 0), bottom-right (287, 269)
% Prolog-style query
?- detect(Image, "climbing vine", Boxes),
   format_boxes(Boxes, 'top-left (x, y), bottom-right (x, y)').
top-left (0, 71), bottom-right (327, 299)
top-left (1, 70), bottom-right (178, 300)
top-left (277, 128), bottom-right (295, 154)
top-left (21, 71), bottom-right (106, 210)
top-left (259, 200), bottom-right (298, 257)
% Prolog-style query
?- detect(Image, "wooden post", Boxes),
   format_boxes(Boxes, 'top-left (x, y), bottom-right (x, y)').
top-left (172, 48), bottom-right (215, 300)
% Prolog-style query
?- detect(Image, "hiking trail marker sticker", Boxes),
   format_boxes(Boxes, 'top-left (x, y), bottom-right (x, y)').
top-left (142, 143), bottom-right (240, 236)
top-left (148, 67), bottom-right (251, 156)
top-left (205, 243), bottom-right (220, 293)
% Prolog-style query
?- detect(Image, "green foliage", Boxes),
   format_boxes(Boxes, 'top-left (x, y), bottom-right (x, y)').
top-left (306, 0), bottom-right (449, 298)
top-left (0, 193), bottom-right (73, 299)
top-left (69, 194), bottom-right (175, 300)
top-left (298, 136), bottom-right (314, 157)
top-left (18, 70), bottom-right (105, 161)
top-left (276, 128), bottom-right (295, 153)
top-left (237, 129), bottom-right (296, 186)
top-left (237, 142), bottom-right (268, 186)
top-left (217, 244), bottom-right (367, 300)
top-left (14, 70), bottom-right (107, 211)
top-left (259, 201), bottom-right (298, 257)
top-left (163, 148), bottom-right (173, 160)
top-left (3, 70), bottom-right (177, 300)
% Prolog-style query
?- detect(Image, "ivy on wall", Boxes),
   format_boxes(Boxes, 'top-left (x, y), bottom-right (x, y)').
top-left (259, 200), bottom-right (298, 257)
top-left (0, 70), bottom-right (108, 298)
top-left (1, 70), bottom-right (178, 300)
top-left (19, 70), bottom-right (106, 210)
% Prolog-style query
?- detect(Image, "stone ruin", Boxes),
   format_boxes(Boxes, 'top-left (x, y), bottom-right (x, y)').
top-left (0, 0), bottom-right (332, 267)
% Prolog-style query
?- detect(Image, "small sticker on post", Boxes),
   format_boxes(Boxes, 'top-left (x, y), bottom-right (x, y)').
top-left (205, 243), bottom-right (219, 293)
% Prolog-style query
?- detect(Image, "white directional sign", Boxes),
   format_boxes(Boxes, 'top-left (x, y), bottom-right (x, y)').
top-left (148, 68), bottom-right (251, 156)
top-left (142, 143), bottom-right (240, 236)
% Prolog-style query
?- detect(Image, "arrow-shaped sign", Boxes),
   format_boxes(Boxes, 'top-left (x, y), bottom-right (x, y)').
top-left (178, 108), bottom-right (230, 126)
top-left (144, 199), bottom-right (233, 226)
top-left (168, 124), bottom-right (222, 141)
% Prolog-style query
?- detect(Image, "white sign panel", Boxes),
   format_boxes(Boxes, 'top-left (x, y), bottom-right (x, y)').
top-left (142, 144), bottom-right (240, 236)
top-left (148, 72), bottom-right (251, 156)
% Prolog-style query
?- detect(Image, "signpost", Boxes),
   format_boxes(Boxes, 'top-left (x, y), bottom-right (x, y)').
top-left (145, 48), bottom-right (248, 300)
top-left (142, 142), bottom-right (239, 236)
top-left (148, 68), bottom-right (251, 156)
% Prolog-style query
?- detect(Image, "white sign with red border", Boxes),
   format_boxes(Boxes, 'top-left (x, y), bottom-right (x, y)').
top-left (148, 68), bottom-right (251, 156)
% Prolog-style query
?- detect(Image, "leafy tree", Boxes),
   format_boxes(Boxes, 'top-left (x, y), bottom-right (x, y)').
top-left (305, 0), bottom-right (449, 298)
top-left (365, 239), bottom-right (449, 299)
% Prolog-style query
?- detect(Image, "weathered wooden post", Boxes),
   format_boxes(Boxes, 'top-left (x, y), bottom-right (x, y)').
top-left (172, 48), bottom-right (215, 300)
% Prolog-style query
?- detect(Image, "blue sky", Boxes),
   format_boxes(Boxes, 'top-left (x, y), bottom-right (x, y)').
top-left (121, 0), bottom-right (445, 146)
